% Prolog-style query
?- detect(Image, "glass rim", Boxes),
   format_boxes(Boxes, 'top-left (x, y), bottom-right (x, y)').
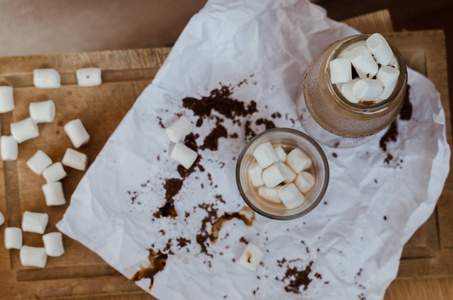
top-left (235, 127), bottom-right (330, 220)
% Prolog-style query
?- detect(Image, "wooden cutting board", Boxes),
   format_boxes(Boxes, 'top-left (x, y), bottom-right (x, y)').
top-left (0, 10), bottom-right (451, 299)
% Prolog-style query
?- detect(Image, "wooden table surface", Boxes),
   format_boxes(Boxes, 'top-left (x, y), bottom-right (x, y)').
top-left (0, 9), bottom-right (451, 300)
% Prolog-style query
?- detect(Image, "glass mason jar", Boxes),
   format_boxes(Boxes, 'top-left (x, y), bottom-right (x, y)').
top-left (236, 128), bottom-right (329, 220)
top-left (298, 34), bottom-right (408, 148)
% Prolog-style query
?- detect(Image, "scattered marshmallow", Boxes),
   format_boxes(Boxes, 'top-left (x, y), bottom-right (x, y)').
top-left (20, 246), bottom-right (47, 268)
top-left (253, 142), bottom-right (279, 169)
top-left (165, 116), bottom-right (193, 143)
top-left (274, 146), bottom-right (287, 162)
top-left (287, 148), bottom-right (311, 173)
top-left (76, 68), bottom-right (102, 87)
top-left (22, 211), bottom-right (48, 234)
top-left (27, 150), bottom-right (52, 175)
top-left (262, 162), bottom-right (295, 188)
top-left (42, 162), bottom-right (67, 182)
top-left (62, 148), bottom-right (87, 171)
top-left (238, 243), bottom-right (263, 271)
top-left (329, 58), bottom-right (352, 84)
top-left (42, 182), bottom-right (66, 206)
top-left (0, 212), bottom-right (3, 227)
top-left (0, 86), bottom-right (14, 113)
top-left (278, 183), bottom-right (306, 209)
top-left (171, 142), bottom-right (198, 169)
top-left (347, 45), bottom-right (378, 79)
top-left (295, 172), bottom-right (315, 194)
top-left (1, 136), bottom-right (18, 161)
top-left (10, 118), bottom-right (39, 143)
top-left (366, 33), bottom-right (393, 66)
top-left (4, 227), bottom-right (22, 249)
top-left (340, 79), bottom-right (359, 103)
top-left (257, 186), bottom-right (281, 203)
top-left (377, 66), bottom-right (400, 100)
top-left (352, 79), bottom-right (384, 101)
top-left (248, 161), bottom-right (264, 187)
top-left (33, 68), bottom-right (61, 89)
top-left (29, 100), bottom-right (55, 123)
top-left (64, 119), bottom-right (90, 148)
top-left (42, 232), bottom-right (64, 257)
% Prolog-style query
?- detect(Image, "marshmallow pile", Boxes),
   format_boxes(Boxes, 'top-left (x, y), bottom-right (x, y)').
top-left (166, 116), bottom-right (198, 169)
top-left (330, 33), bottom-right (401, 103)
top-left (249, 142), bottom-right (315, 209)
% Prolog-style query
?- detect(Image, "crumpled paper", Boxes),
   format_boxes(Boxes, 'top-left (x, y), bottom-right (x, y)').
top-left (57, 0), bottom-right (451, 299)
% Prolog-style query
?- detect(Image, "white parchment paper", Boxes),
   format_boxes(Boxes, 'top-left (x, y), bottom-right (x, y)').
top-left (57, 0), bottom-right (451, 299)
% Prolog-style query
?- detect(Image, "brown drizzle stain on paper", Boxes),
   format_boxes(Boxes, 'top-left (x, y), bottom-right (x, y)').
top-left (132, 249), bottom-right (168, 289)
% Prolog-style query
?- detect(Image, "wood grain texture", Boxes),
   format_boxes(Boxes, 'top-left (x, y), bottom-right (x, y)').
top-left (343, 9), bottom-right (394, 33)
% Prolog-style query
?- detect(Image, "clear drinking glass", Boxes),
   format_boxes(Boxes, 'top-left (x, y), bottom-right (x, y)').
top-left (236, 128), bottom-right (329, 220)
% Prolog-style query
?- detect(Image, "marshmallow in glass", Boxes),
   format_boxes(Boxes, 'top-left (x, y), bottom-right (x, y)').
top-left (252, 142), bottom-right (279, 169)
top-left (279, 183), bottom-right (306, 209)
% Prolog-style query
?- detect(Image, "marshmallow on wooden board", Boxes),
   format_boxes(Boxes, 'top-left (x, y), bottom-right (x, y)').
top-left (165, 116), bottom-right (193, 143)
top-left (76, 68), bottom-right (102, 87)
top-left (33, 69), bottom-right (61, 89)
top-left (274, 146), bottom-right (287, 162)
top-left (346, 45), bottom-right (378, 79)
top-left (27, 150), bottom-right (52, 175)
top-left (62, 148), bottom-right (87, 171)
top-left (42, 182), bottom-right (66, 206)
top-left (278, 183), bottom-right (306, 209)
top-left (43, 162), bottom-right (67, 182)
top-left (257, 186), bottom-right (281, 203)
top-left (29, 100), bottom-right (55, 123)
top-left (262, 162), bottom-right (295, 188)
top-left (329, 58), bottom-right (352, 84)
top-left (20, 246), bottom-right (47, 268)
top-left (366, 33), bottom-right (393, 66)
top-left (10, 118), bottom-right (39, 143)
top-left (238, 243), bottom-right (263, 271)
top-left (339, 79), bottom-right (360, 103)
top-left (287, 148), bottom-right (311, 173)
top-left (171, 142), bottom-right (198, 169)
top-left (64, 119), bottom-right (90, 148)
top-left (377, 66), bottom-right (400, 100)
top-left (0, 86), bottom-right (14, 113)
top-left (4, 227), bottom-right (22, 249)
top-left (42, 232), bottom-right (64, 257)
top-left (248, 161), bottom-right (263, 187)
top-left (1, 136), bottom-right (18, 161)
top-left (253, 142), bottom-right (279, 169)
top-left (0, 212), bottom-right (4, 227)
top-left (295, 172), bottom-right (315, 194)
top-left (352, 79), bottom-right (384, 101)
top-left (22, 211), bottom-right (48, 234)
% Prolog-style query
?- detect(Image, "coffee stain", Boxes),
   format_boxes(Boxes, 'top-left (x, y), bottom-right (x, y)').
top-left (131, 249), bottom-right (168, 289)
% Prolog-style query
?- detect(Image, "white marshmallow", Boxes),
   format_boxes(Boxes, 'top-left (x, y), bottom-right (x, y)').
top-left (20, 246), bottom-right (47, 268)
top-left (42, 182), bottom-right (66, 206)
top-left (257, 186), bottom-right (281, 203)
top-left (10, 118), bottom-right (39, 143)
top-left (27, 150), bottom-right (52, 175)
top-left (0, 212), bottom-right (4, 226)
top-left (171, 142), bottom-right (198, 169)
top-left (76, 68), bottom-right (102, 87)
top-left (278, 183), bottom-right (306, 209)
top-left (340, 79), bottom-right (360, 103)
top-left (4, 227), bottom-right (23, 249)
top-left (388, 55), bottom-right (398, 69)
top-left (274, 146), bottom-right (287, 162)
top-left (0, 86), bottom-right (14, 113)
top-left (1, 136), bottom-right (18, 161)
top-left (22, 211), bottom-right (48, 234)
top-left (238, 243), bottom-right (263, 271)
top-left (366, 33), bottom-right (393, 66)
top-left (62, 148), bottom-right (87, 171)
top-left (42, 232), bottom-right (65, 257)
top-left (42, 162), bottom-right (67, 182)
top-left (352, 79), bottom-right (384, 101)
top-left (347, 45), bottom-right (378, 79)
top-left (33, 69), bottom-right (61, 89)
top-left (262, 162), bottom-right (295, 188)
top-left (248, 161), bottom-right (263, 187)
top-left (165, 116), bottom-right (193, 143)
top-left (253, 142), bottom-right (279, 169)
top-left (377, 66), bottom-right (400, 100)
top-left (287, 148), bottom-right (311, 173)
top-left (295, 172), bottom-right (315, 194)
top-left (29, 100), bottom-right (55, 123)
top-left (64, 119), bottom-right (90, 148)
top-left (329, 58), bottom-right (352, 84)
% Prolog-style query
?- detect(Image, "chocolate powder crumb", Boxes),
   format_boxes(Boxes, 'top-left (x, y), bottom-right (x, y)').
top-left (184, 132), bottom-right (199, 152)
top-left (215, 194), bottom-right (226, 204)
top-left (271, 112), bottom-right (282, 119)
top-left (244, 120), bottom-right (256, 139)
top-left (153, 178), bottom-right (183, 218)
top-left (176, 237), bottom-right (191, 248)
top-left (157, 117), bottom-right (165, 129)
top-left (230, 133), bottom-right (239, 139)
top-left (333, 141), bottom-right (340, 148)
top-left (232, 258), bottom-right (236, 262)
top-left (357, 268), bottom-right (363, 277)
top-left (157, 155), bottom-right (160, 161)
top-left (384, 153), bottom-right (393, 165)
top-left (200, 124), bottom-right (228, 151)
top-left (159, 229), bottom-right (165, 235)
top-left (399, 86), bottom-right (412, 121)
top-left (314, 273), bottom-right (322, 279)
top-left (374, 179), bottom-right (378, 183)
top-left (239, 237), bottom-right (248, 244)
top-left (383, 216), bottom-right (387, 221)
top-left (255, 118), bottom-right (276, 130)
top-left (379, 120), bottom-right (398, 152)
top-left (131, 249), bottom-right (168, 289)
top-left (332, 152), bottom-right (338, 158)
top-left (163, 239), bottom-right (173, 254)
top-left (278, 261), bottom-right (314, 294)
top-left (358, 293), bottom-right (366, 300)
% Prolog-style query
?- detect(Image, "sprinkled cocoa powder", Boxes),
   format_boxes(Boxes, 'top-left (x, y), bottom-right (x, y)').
top-left (131, 249), bottom-right (168, 289)
top-left (176, 237), bottom-right (191, 248)
top-left (399, 86), bottom-right (412, 121)
top-left (200, 124), bottom-right (228, 151)
top-left (255, 118), bottom-right (276, 130)
top-left (278, 261), bottom-right (314, 294)
top-left (239, 237), bottom-right (248, 244)
top-left (271, 112), bottom-right (282, 119)
top-left (153, 179), bottom-right (183, 218)
top-left (157, 117), bottom-right (165, 129)
top-left (244, 120), bottom-right (256, 139)
top-left (379, 121), bottom-right (398, 153)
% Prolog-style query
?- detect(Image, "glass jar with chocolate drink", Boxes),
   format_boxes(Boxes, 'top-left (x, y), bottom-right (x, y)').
top-left (299, 33), bottom-right (408, 147)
